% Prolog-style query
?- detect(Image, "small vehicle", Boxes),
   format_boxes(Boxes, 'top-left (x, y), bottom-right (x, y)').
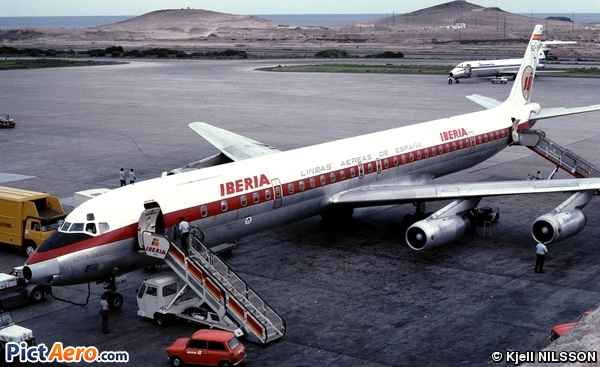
top-left (0, 266), bottom-right (51, 310)
top-left (166, 329), bottom-right (247, 367)
top-left (0, 312), bottom-right (35, 356)
top-left (491, 76), bottom-right (508, 84)
top-left (0, 115), bottom-right (15, 128)
top-left (136, 274), bottom-right (242, 334)
top-left (550, 311), bottom-right (593, 340)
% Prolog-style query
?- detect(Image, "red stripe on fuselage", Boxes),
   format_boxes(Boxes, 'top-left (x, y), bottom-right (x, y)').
top-left (26, 223), bottom-right (137, 264)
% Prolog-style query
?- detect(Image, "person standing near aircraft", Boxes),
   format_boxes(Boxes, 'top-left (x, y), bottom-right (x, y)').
top-left (128, 169), bottom-right (136, 184)
top-left (448, 76), bottom-right (453, 85)
top-left (535, 242), bottom-right (548, 273)
top-left (100, 293), bottom-right (111, 333)
top-left (119, 168), bottom-right (126, 187)
top-left (179, 217), bottom-right (190, 256)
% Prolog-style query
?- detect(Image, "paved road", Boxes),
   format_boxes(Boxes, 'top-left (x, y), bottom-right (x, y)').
top-left (1, 59), bottom-right (600, 366)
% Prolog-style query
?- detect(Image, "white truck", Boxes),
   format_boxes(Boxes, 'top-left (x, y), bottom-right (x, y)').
top-left (0, 312), bottom-right (35, 356)
top-left (0, 266), bottom-right (51, 310)
top-left (136, 274), bottom-right (243, 336)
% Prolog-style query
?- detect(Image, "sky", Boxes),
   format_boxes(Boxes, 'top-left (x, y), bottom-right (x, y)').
top-left (1, 0), bottom-right (598, 17)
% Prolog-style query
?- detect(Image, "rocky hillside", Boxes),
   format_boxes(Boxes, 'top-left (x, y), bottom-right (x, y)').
top-left (338, 0), bottom-right (593, 42)
top-left (97, 9), bottom-right (278, 33)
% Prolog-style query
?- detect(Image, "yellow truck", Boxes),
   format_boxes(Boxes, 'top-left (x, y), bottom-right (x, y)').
top-left (0, 186), bottom-right (69, 257)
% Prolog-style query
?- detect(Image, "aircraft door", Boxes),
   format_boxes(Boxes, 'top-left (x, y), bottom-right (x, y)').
top-left (272, 178), bottom-right (282, 209)
top-left (466, 64), bottom-right (472, 76)
top-left (138, 205), bottom-right (165, 250)
top-left (376, 158), bottom-right (382, 180)
top-left (469, 132), bottom-right (476, 154)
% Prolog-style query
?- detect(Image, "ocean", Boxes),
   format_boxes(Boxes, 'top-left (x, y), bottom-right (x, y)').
top-left (1, 13), bottom-right (599, 30)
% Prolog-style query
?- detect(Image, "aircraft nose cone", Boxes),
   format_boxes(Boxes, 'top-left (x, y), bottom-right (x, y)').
top-left (23, 258), bottom-right (60, 285)
top-left (449, 72), bottom-right (453, 77)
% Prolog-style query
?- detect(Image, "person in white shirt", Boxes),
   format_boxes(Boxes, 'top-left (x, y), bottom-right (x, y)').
top-left (128, 169), bottom-right (136, 184)
top-left (535, 242), bottom-right (548, 273)
top-left (179, 217), bottom-right (190, 255)
top-left (119, 168), bottom-right (126, 186)
top-left (100, 294), bottom-right (110, 333)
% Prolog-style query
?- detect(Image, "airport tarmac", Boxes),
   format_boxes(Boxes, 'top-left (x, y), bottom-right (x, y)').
top-left (1, 58), bottom-right (600, 366)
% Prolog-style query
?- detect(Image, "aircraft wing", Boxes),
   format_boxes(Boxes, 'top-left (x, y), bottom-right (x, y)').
top-left (189, 122), bottom-right (281, 161)
top-left (531, 105), bottom-right (600, 121)
top-left (330, 178), bottom-right (600, 207)
top-left (465, 94), bottom-right (502, 110)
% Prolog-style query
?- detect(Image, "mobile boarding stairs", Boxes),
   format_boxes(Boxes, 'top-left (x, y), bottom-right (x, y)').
top-left (518, 129), bottom-right (600, 179)
top-left (138, 219), bottom-right (285, 344)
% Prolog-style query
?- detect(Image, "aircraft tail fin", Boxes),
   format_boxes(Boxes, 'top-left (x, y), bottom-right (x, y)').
top-left (504, 25), bottom-right (543, 106)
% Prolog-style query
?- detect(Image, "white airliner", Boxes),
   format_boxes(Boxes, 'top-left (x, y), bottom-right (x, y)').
top-left (24, 25), bottom-right (600, 309)
top-left (449, 41), bottom-right (576, 82)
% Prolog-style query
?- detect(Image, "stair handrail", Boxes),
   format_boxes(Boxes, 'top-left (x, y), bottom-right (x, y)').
top-left (526, 130), bottom-right (600, 178)
top-left (165, 239), bottom-right (272, 342)
top-left (188, 233), bottom-right (286, 341)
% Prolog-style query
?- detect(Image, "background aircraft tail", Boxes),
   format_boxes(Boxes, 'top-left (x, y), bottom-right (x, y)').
top-left (504, 24), bottom-right (543, 106)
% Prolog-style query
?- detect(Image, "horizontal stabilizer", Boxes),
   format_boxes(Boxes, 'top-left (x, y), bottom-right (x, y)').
top-left (189, 122), bottom-right (281, 161)
top-left (330, 178), bottom-right (600, 207)
top-left (531, 105), bottom-right (600, 121)
top-left (465, 94), bottom-right (501, 110)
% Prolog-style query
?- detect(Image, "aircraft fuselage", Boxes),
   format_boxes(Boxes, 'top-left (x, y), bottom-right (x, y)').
top-left (25, 105), bottom-right (534, 287)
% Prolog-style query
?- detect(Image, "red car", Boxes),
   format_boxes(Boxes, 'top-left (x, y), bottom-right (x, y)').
top-left (166, 329), bottom-right (246, 367)
top-left (550, 311), bottom-right (593, 341)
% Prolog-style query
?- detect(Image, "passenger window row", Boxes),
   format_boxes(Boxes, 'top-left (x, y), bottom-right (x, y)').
top-left (198, 128), bottom-right (508, 218)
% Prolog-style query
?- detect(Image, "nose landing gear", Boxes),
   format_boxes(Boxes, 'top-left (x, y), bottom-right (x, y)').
top-left (101, 276), bottom-right (124, 310)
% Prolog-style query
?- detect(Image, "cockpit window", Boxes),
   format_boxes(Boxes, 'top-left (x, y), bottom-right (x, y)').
top-left (85, 223), bottom-right (97, 234)
top-left (99, 222), bottom-right (110, 234)
top-left (69, 223), bottom-right (84, 232)
top-left (60, 222), bottom-right (71, 231)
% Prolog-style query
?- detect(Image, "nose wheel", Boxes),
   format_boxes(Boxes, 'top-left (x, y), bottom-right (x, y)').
top-left (102, 291), bottom-right (124, 310)
top-left (102, 276), bottom-right (124, 310)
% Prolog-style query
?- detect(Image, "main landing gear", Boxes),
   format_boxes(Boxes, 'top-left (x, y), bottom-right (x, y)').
top-left (401, 202), bottom-right (431, 229)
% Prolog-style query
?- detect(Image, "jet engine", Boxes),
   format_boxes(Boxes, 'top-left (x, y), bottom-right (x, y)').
top-left (532, 209), bottom-right (586, 244)
top-left (406, 216), bottom-right (471, 251)
top-left (405, 198), bottom-right (481, 251)
top-left (531, 190), bottom-right (594, 244)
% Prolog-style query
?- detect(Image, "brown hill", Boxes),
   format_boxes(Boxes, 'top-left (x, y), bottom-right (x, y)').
top-left (97, 9), bottom-right (278, 34)
top-left (338, 0), bottom-right (593, 42)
